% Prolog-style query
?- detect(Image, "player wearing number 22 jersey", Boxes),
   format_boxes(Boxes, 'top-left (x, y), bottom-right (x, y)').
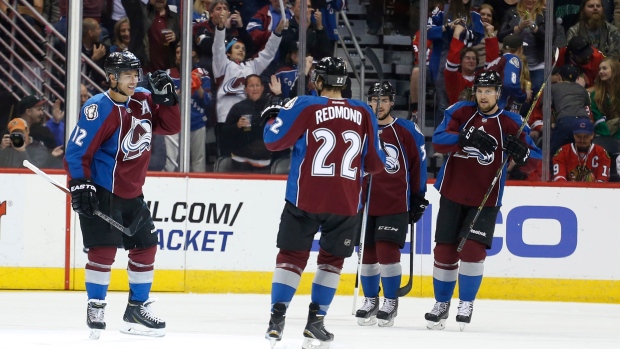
top-left (262, 55), bottom-right (385, 349)
top-left (264, 95), bottom-right (386, 215)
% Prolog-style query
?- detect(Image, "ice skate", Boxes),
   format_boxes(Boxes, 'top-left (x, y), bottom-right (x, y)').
top-left (120, 298), bottom-right (165, 337)
top-left (425, 301), bottom-right (450, 330)
top-left (302, 302), bottom-right (333, 349)
top-left (376, 298), bottom-right (398, 327)
top-left (456, 300), bottom-right (474, 331)
top-left (355, 296), bottom-right (379, 326)
top-left (86, 299), bottom-right (107, 339)
top-left (265, 302), bottom-right (286, 348)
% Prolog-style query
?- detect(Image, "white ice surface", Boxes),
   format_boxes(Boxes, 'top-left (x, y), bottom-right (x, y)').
top-left (0, 291), bottom-right (618, 348)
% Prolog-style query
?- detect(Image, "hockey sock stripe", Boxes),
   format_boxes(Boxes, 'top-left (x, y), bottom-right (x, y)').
top-left (85, 269), bottom-right (112, 285)
top-left (459, 261), bottom-right (484, 276)
top-left (313, 268), bottom-right (341, 288)
top-left (87, 261), bottom-right (112, 270)
top-left (128, 258), bottom-right (155, 269)
top-left (360, 263), bottom-right (380, 277)
top-left (275, 262), bottom-right (304, 275)
top-left (128, 270), bottom-right (154, 283)
top-left (317, 263), bottom-right (342, 275)
top-left (433, 264), bottom-right (458, 282)
top-left (379, 263), bottom-right (402, 278)
top-left (272, 268), bottom-right (302, 289)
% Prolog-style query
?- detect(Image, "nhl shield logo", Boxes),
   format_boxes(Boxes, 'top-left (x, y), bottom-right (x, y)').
top-left (344, 239), bottom-right (351, 246)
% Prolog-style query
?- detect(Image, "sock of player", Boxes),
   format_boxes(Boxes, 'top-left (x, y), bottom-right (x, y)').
top-left (360, 263), bottom-right (380, 297)
top-left (311, 267), bottom-right (341, 316)
top-left (432, 264), bottom-right (458, 302)
top-left (311, 249), bottom-right (344, 316)
top-left (458, 261), bottom-right (484, 301)
top-left (85, 246), bottom-right (116, 300)
top-left (376, 241), bottom-right (402, 299)
top-left (271, 249), bottom-right (309, 307)
top-left (380, 263), bottom-right (402, 299)
top-left (127, 246), bottom-right (156, 302)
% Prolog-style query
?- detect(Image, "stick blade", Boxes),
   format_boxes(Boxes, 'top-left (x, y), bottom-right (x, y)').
top-left (364, 46), bottom-right (383, 81)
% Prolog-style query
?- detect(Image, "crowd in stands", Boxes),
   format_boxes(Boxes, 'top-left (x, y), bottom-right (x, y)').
top-left (1, 0), bottom-right (620, 182)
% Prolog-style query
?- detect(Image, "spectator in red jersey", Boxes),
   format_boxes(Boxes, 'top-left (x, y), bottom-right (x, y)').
top-left (247, 0), bottom-right (293, 53)
top-left (556, 35), bottom-right (606, 88)
top-left (553, 118), bottom-right (611, 182)
top-left (122, 0), bottom-right (180, 72)
top-left (444, 19), bottom-right (500, 105)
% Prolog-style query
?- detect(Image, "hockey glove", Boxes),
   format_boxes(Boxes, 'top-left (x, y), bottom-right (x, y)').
top-left (503, 134), bottom-right (530, 165)
top-left (147, 70), bottom-right (179, 106)
top-left (69, 178), bottom-right (99, 218)
top-left (260, 97), bottom-right (288, 127)
top-left (459, 126), bottom-right (497, 155)
top-left (409, 194), bottom-right (429, 223)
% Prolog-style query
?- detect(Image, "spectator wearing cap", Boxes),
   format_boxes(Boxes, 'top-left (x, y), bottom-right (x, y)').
top-left (16, 96), bottom-right (58, 153)
top-left (485, 34), bottom-right (530, 114)
top-left (122, 0), bottom-right (180, 72)
top-left (590, 57), bottom-right (620, 138)
top-left (567, 0), bottom-right (620, 60)
top-left (553, 118), bottom-right (611, 182)
top-left (498, 0), bottom-right (547, 95)
top-left (548, 64), bottom-right (593, 156)
top-left (0, 118), bottom-right (63, 169)
top-left (556, 36), bottom-right (605, 88)
top-left (193, 0), bottom-right (256, 80)
top-left (212, 8), bottom-right (284, 157)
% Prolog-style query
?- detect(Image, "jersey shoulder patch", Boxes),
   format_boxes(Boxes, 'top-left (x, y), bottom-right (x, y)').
top-left (83, 104), bottom-right (99, 121)
top-left (509, 57), bottom-right (520, 68)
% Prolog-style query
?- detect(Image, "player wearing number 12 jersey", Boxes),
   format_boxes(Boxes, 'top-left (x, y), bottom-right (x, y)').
top-left (262, 57), bottom-right (385, 349)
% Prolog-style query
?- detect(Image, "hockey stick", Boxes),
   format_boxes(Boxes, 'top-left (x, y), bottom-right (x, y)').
top-left (23, 160), bottom-right (141, 237)
top-left (352, 47), bottom-right (385, 314)
top-left (456, 47), bottom-right (559, 252)
top-left (396, 221), bottom-right (415, 297)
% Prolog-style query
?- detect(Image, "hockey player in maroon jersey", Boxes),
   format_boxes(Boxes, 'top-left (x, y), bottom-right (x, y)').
top-left (426, 71), bottom-right (541, 331)
top-left (261, 57), bottom-right (386, 349)
top-left (64, 51), bottom-right (180, 339)
top-left (553, 118), bottom-right (611, 182)
top-left (355, 82), bottom-right (428, 327)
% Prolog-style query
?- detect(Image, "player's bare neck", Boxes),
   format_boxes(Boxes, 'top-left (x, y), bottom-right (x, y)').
top-left (320, 90), bottom-right (342, 99)
top-left (378, 115), bottom-right (394, 125)
top-left (108, 89), bottom-right (129, 104)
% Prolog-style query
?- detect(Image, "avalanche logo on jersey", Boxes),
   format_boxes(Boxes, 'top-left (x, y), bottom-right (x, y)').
top-left (384, 143), bottom-right (400, 174)
top-left (121, 117), bottom-right (152, 161)
top-left (221, 76), bottom-right (246, 96)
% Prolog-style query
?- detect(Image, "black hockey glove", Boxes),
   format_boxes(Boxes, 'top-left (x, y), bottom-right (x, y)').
top-left (260, 96), bottom-right (288, 127)
top-left (69, 178), bottom-right (99, 218)
top-left (147, 70), bottom-right (179, 106)
top-left (503, 134), bottom-right (530, 165)
top-left (409, 194), bottom-right (429, 223)
top-left (459, 126), bottom-right (497, 155)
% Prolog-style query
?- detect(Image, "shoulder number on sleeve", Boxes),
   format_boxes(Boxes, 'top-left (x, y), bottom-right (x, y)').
top-left (70, 126), bottom-right (88, 146)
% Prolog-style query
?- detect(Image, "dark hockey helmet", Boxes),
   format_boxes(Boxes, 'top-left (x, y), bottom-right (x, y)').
top-left (312, 57), bottom-right (347, 87)
top-left (473, 71), bottom-right (502, 91)
top-left (104, 51), bottom-right (143, 82)
top-left (367, 81), bottom-right (396, 101)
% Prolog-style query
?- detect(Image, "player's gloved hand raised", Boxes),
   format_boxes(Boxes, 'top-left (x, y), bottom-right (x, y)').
top-left (147, 70), bottom-right (179, 106)
top-left (503, 134), bottom-right (530, 165)
top-left (459, 125), bottom-right (497, 156)
top-left (260, 96), bottom-right (289, 127)
top-left (69, 178), bottom-right (99, 218)
top-left (409, 194), bottom-right (429, 223)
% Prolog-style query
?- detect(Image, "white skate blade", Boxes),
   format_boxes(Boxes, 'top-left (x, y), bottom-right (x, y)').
top-left (120, 322), bottom-right (165, 337)
top-left (426, 319), bottom-right (446, 330)
top-left (89, 329), bottom-right (101, 339)
top-left (458, 322), bottom-right (467, 331)
top-left (302, 337), bottom-right (331, 349)
top-left (377, 318), bottom-right (394, 327)
top-left (269, 337), bottom-right (278, 349)
top-left (356, 316), bottom-right (377, 326)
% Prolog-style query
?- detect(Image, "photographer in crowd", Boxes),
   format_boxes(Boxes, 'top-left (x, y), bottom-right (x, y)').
top-left (0, 118), bottom-right (63, 169)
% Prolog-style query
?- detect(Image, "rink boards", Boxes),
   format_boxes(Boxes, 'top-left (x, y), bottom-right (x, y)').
top-left (0, 170), bottom-right (618, 303)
